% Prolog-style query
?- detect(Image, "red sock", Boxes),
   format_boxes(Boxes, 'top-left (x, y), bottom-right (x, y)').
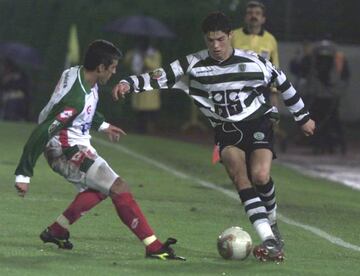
top-left (49, 189), bottom-right (106, 236)
top-left (112, 192), bottom-right (162, 251)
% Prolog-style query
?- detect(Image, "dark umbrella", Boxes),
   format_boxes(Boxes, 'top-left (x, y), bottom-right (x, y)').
top-left (0, 42), bottom-right (43, 68)
top-left (104, 15), bottom-right (176, 38)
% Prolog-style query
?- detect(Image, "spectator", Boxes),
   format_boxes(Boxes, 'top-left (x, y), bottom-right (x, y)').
top-left (231, 0), bottom-right (287, 152)
top-left (124, 39), bottom-right (161, 134)
top-left (0, 58), bottom-right (30, 121)
top-left (307, 39), bottom-right (350, 154)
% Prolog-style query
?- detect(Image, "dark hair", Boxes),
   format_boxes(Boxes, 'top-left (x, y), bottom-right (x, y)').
top-left (201, 12), bottom-right (232, 34)
top-left (83, 39), bottom-right (123, 70)
top-left (246, 1), bottom-right (266, 14)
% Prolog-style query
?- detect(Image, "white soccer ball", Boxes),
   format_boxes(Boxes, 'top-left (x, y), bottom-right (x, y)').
top-left (217, 226), bottom-right (253, 260)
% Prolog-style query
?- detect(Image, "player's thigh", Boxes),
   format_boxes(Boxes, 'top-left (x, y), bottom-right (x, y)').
top-left (85, 156), bottom-right (119, 195)
top-left (249, 148), bottom-right (273, 184)
top-left (45, 145), bottom-right (118, 195)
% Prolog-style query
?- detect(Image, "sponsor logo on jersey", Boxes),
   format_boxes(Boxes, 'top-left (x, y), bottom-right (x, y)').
top-left (63, 71), bottom-right (70, 88)
top-left (48, 120), bottom-right (61, 134)
top-left (253, 131), bottom-right (265, 140)
top-left (150, 69), bottom-right (163, 80)
top-left (56, 107), bottom-right (76, 122)
top-left (81, 122), bottom-right (92, 134)
top-left (239, 63), bottom-right (247, 72)
top-left (195, 68), bottom-right (213, 74)
top-left (86, 105), bottom-right (92, 114)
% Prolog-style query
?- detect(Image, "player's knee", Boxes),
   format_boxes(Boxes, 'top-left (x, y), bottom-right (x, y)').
top-left (110, 177), bottom-right (130, 197)
top-left (251, 171), bottom-right (270, 185)
top-left (231, 173), bottom-right (251, 190)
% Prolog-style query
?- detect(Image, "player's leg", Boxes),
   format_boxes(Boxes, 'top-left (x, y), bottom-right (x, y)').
top-left (40, 189), bottom-right (106, 249)
top-left (221, 146), bottom-right (276, 246)
top-left (40, 146), bottom-right (108, 249)
top-left (85, 156), bottom-right (185, 260)
top-left (249, 149), bottom-right (284, 261)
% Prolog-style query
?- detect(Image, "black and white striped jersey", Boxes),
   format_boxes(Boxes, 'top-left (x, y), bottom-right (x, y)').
top-left (122, 48), bottom-right (310, 127)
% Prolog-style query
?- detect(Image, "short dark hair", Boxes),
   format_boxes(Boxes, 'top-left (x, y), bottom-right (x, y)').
top-left (201, 12), bottom-right (232, 35)
top-left (246, 1), bottom-right (266, 14)
top-left (83, 39), bottom-right (123, 70)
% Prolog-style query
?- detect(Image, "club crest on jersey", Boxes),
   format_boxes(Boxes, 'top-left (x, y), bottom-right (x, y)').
top-left (48, 120), bottom-right (61, 134)
top-left (150, 69), bottom-right (163, 80)
top-left (253, 132), bottom-right (265, 140)
top-left (239, 63), bottom-right (247, 72)
top-left (86, 105), bottom-right (92, 114)
top-left (56, 107), bottom-right (76, 122)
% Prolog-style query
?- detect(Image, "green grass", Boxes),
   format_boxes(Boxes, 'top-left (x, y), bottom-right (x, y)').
top-left (1, 121), bottom-right (359, 276)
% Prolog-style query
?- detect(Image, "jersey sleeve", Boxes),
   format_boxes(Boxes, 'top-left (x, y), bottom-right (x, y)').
top-left (14, 106), bottom-right (80, 180)
top-left (122, 56), bottom-right (188, 93)
top-left (263, 58), bottom-right (310, 125)
top-left (91, 111), bottom-right (106, 131)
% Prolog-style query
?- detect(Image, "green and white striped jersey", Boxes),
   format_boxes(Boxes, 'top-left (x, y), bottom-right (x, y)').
top-left (123, 48), bottom-right (310, 127)
top-left (15, 66), bottom-right (107, 182)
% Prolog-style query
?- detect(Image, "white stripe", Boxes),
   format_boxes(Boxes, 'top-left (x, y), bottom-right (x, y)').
top-left (170, 60), bottom-right (185, 78)
top-left (259, 186), bottom-right (275, 197)
top-left (94, 138), bottom-right (360, 253)
top-left (246, 206), bottom-right (267, 217)
top-left (190, 62), bottom-right (262, 77)
top-left (143, 235), bottom-right (157, 246)
top-left (77, 67), bottom-right (88, 94)
top-left (243, 197), bottom-right (260, 205)
top-left (281, 86), bottom-right (297, 100)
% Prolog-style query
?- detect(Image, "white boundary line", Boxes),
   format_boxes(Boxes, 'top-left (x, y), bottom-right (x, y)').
top-left (94, 138), bottom-right (360, 253)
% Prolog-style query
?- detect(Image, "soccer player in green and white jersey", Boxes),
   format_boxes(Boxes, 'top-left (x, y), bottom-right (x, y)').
top-left (112, 13), bottom-right (316, 262)
top-left (14, 40), bottom-right (184, 261)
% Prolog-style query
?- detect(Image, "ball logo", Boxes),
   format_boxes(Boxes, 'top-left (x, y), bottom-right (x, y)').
top-left (253, 132), bottom-right (265, 140)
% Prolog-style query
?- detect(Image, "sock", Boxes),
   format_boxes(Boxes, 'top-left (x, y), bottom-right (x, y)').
top-left (256, 178), bottom-right (277, 225)
top-left (111, 192), bottom-right (162, 252)
top-left (238, 187), bottom-right (274, 242)
top-left (48, 189), bottom-right (107, 237)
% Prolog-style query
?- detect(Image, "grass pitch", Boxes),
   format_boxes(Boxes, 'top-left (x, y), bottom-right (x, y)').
top-left (0, 121), bottom-right (359, 275)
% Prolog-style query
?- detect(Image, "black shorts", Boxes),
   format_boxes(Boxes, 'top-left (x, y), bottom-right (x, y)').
top-left (214, 116), bottom-right (276, 158)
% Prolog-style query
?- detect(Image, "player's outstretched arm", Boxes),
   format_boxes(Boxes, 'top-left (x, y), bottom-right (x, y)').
top-left (301, 119), bottom-right (316, 136)
top-left (112, 82), bottom-right (130, 101)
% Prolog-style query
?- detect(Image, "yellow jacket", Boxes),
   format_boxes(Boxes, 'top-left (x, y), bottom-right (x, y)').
top-left (125, 48), bottom-right (162, 111)
top-left (232, 27), bottom-right (279, 67)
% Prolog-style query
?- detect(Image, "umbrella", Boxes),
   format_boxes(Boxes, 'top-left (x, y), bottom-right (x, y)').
top-left (0, 42), bottom-right (43, 67)
top-left (104, 15), bottom-right (176, 38)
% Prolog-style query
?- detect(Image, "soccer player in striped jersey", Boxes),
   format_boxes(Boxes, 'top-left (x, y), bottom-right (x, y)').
top-left (112, 12), bottom-right (315, 262)
top-left (14, 40), bottom-right (185, 260)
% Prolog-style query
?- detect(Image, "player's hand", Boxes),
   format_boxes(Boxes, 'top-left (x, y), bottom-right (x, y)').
top-left (301, 119), bottom-right (316, 136)
top-left (15, 182), bottom-right (29, 197)
top-left (112, 82), bottom-right (130, 101)
top-left (104, 124), bottom-right (126, 142)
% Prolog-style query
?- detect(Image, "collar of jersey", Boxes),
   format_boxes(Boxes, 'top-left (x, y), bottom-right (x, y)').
top-left (208, 48), bottom-right (235, 65)
top-left (78, 66), bottom-right (92, 94)
top-left (243, 26), bottom-right (265, 36)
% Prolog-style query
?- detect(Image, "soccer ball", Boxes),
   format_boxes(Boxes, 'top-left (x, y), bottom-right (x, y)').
top-left (217, 226), bottom-right (252, 260)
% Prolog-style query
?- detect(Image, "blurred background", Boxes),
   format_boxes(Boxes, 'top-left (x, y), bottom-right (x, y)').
top-left (0, 0), bottom-right (359, 150)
